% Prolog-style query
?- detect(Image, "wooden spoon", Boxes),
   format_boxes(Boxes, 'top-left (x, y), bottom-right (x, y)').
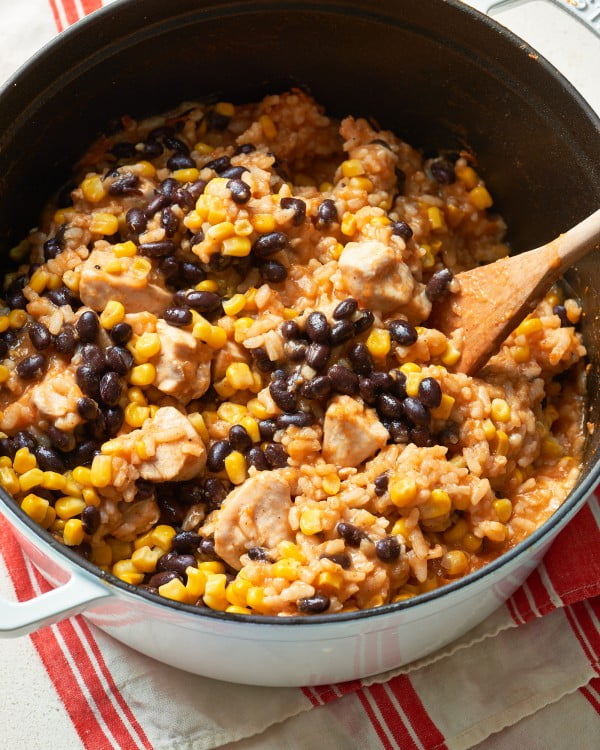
top-left (429, 208), bottom-right (600, 375)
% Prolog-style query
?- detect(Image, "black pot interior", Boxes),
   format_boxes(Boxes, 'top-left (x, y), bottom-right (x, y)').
top-left (0, 0), bottom-right (599, 568)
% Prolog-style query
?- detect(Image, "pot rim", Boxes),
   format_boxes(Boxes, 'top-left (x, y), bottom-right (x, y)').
top-left (1, 0), bottom-right (599, 627)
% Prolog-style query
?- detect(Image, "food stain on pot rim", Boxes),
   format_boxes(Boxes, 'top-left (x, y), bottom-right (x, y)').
top-left (0, 89), bottom-right (588, 620)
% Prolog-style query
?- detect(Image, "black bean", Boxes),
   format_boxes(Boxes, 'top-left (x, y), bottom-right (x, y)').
top-left (161, 206), bottom-right (178, 237)
top-left (418, 377), bottom-right (442, 408)
top-left (204, 478), bottom-right (228, 511)
top-left (348, 343), bottom-right (373, 375)
top-left (235, 143), bottom-right (256, 155)
top-left (391, 220), bottom-right (413, 241)
top-left (300, 375), bottom-right (332, 400)
top-left (105, 346), bottom-right (134, 376)
top-left (2, 330), bottom-right (17, 348)
top-left (250, 346), bottom-right (275, 373)
top-left (389, 319), bottom-right (418, 345)
top-left (81, 343), bottom-right (107, 373)
top-left (173, 187), bottom-right (195, 209)
top-left (264, 442), bottom-right (288, 468)
top-left (146, 192), bottom-right (171, 216)
top-left (319, 553), bottom-right (351, 569)
top-left (172, 531), bottom-right (202, 554)
top-left (410, 425), bottom-right (434, 447)
top-left (245, 446), bottom-right (268, 472)
top-left (553, 304), bottom-right (570, 327)
top-left (330, 319), bottom-right (354, 345)
top-left (164, 553), bottom-right (198, 577)
top-left (333, 298), bottom-right (358, 320)
top-left (227, 179), bottom-right (251, 204)
top-left (336, 522), bottom-right (365, 547)
top-left (138, 240), bottom-right (176, 257)
top-left (167, 153), bottom-right (195, 170)
top-left (158, 178), bottom-right (179, 199)
top-left (163, 307), bottom-right (192, 327)
top-left (99, 371), bottom-right (122, 406)
top-left (269, 379), bottom-right (298, 411)
top-left (43, 237), bottom-right (62, 261)
top-left (0, 339), bottom-right (7, 359)
top-left (428, 158), bottom-right (456, 185)
top-left (16, 354), bottom-right (47, 380)
top-left (404, 397), bottom-right (430, 426)
top-left (328, 364), bottom-right (359, 396)
top-left (69, 440), bottom-right (98, 467)
top-left (112, 141), bottom-right (137, 159)
top-left (189, 233), bottom-right (205, 250)
top-left (306, 312), bottom-right (330, 344)
top-left (35, 446), bottom-right (66, 473)
top-left (385, 372), bottom-right (405, 400)
top-left (142, 140), bottom-right (163, 158)
top-left (395, 167), bottom-right (406, 194)
top-left (219, 166), bottom-right (247, 180)
top-left (354, 309), bottom-right (375, 334)
top-left (76, 311), bottom-right (99, 343)
top-left (160, 257), bottom-right (180, 282)
top-left (276, 411), bottom-right (315, 429)
top-left (77, 397), bottom-right (101, 421)
top-left (283, 340), bottom-right (307, 362)
top-left (108, 172), bottom-right (140, 196)
top-left (377, 393), bottom-right (404, 419)
top-left (185, 290), bottom-right (221, 312)
top-left (176, 483), bottom-right (203, 506)
top-left (0, 437), bottom-right (16, 460)
top-left (258, 419), bottom-right (277, 441)
top-left (47, 425), bottom-right (76, 452)
top-left (375, 536), bottom-right (401, 562)
top-left (207, 440), bottom-right (232, 472)
top-left (110, 322), bottom-right (133, 345)
top-left (374, 473), bottom-right (389, 496)
top-left (13, 432), bottom-right (36, 452)
top-left (425, 268), bottom-right (454, 301)
top-left (371, 372), bottom-right (394, 394)
top-left (229, 424), bottom-right (252, 452)
top-left (280, 320), bottom-right (301, 339)
top-left (298, 594), bottom-right (330, 614)
top-left (306, 342), bottom-right (330, 371)
top-left (125, 207), bottom-right (147, 234)
top-left (164, 135), bottom-right (189, 153)
top-left (76, 364), bottom-right (101, 398)
top-left (79, 505), bottom-right (100, 535)
top-left (261, 260), bottom-right (288, 283)
top-left (204, 155), bottom-right (231, 173)
top-left (148, 570), bottom-right (183, 588)
top-left (46, 285), bottom-right (77, 308)
top-left (316, 199), bottom-right (338, 227)
top-left (252, 231), bottom-right (288, 258)
top-left (389, 420), bottom-right (410, 444)
top-left (358, 376), bottom-right (377, 404)
top-left (29, 322), bottom-right (52, 351)
top-left (180, 262), bottom-right (204, 284)
top-left (280, 197), bottom-right (306, 225)
top-left (247, 546), bottom-right (269, 561)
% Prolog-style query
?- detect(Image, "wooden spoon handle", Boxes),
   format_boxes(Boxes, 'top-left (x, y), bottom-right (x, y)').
top-left (555, 207), bottom-right (600, 272)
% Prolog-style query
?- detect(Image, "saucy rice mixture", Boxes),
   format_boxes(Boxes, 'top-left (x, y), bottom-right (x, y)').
top-left (0, 91), bottom-right (586, 616)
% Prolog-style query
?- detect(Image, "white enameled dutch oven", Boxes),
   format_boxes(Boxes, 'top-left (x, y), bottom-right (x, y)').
top-left (0, 0), bottom-right (599, 686)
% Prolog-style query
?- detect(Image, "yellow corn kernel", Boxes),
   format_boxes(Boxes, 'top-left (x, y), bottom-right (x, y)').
top-left (90, 212), bottom-right (119, 235)
top-left (441, 342), bottom-right (461, 367)
top-left (443, 518), bottom-right (469, 545)
top-left (112, 240), bottom-right (137, 258)
top-left (421, 246), bottom-right (435, 269)
top-left (317, 569), bottom-right (344, 591)
top-left (468, 185), bottom-right (493, 210)
top-left (399, 362), bottom-right (421, 374)
top-left (0, 466), bottom-right (20, 495)
top-left (129, 363), bottom-right (156, 386)
top-left (82, 487), bottom-right (101, 507)
top-left (13, 447), bottom-right (37, 474)
top-left (390, 477), bottom-right (417, 507)
top-left (277, 540), bottom-right (306, 563)
top-left (222, 293), bottom-right (246, 316)
top-left (196, 279), bottom-right (219, 293)
top-left (0, 315), bottom-right (9, 332)
top-left (90, 454), bottom-right (113, 488)
top-left (63, 519), bottom-right (85, 546)
top-left (204, 573), bottom-right (229, 610)
top-left (0, 456), bottom-right (12, 468)
top-left (515, 317), bottom-right (543, 337)
top-left (247, 398), bottom-right (270, 419)
top-left (491, 398), bottom-right (511, 423)
top-left (51, 518), bottom-right (66, 533)
top-left (54, 207), bottom-right (76, 224)
top-left (198, 561), bottom-right (226, 575)
top-left (112, 558), bottom-right (144, 585)
top-left (495, 430), bottom-right (509, 457)
top-left (441, 549), bottom-right (469, 576)
top-left (91, 543), bottom-right (112, 566)
top-left (226, 605), bottom-right (251, 615)
top-left (187, 412), bottom-right (210, 443)
top-left (330, 242), bottom-right (344, 261)
top-left (259, 114), bottom-right (277, 140)
top-left (18, 468), bottom-right (45, 492)
top-left (54, 496), bottom-right (86, 520)
top-left (224, 450), bottom-right (247, 485)
top-left (272, 558), bottom-right (300, 581)
top-left (124, 403), bottom-right (150, 428)
top-left (493, 498), bottom-right (513, 523)
top-left (391, 518), bottom-right (410, 539)
top-left (28, 268), bottom-right (50, 295)
top-left (349, 176), bottom-right (373, 192)
top-left (340, 211), bottom-right (357, 236)
top-left (151, 524), bottom-right (176, 551)
top-left (81, 174), bottom-right (107, 203)
top-left (463, 533), bottom-right (483, 553)
top-left (233, 316), bottom-right (254, 343)
top-left (427, 206), bottom-right (446, 231)
top-left (131, 545), bottom-right (162, 573)
top-left (71, 466), bottom-right (92, 486)
top-left (341, 159), bottom-right (365, 178)
top-left (251, 213), bottom-right (277, 233)
top-left (318, 181), bottom-right (333, 193)
top-left (322, 473), bottom-right (341, 496)
top-left (420, 489), bottom-right (452, 519)
top-left (0, 364), bottom-right (9, 384)
top-left (479, 418), bottom-right (496, 441)
top-left (20, 494), bottom-right (50, 524)
top-left (222, 236), bottom-right (252, 258)
top-left (172, 167), bottom-right (200, 183)
top-left (430, 393), bottom-right (456, 421)
top-left (456, 164), bottom-right (479, 189)
top-left (134, 160), bottom-right (156, 179)
top-left (214, 101), bottom-right (235, 117)
top-left (366, 328), bottom-right (391, 358)
top-left (104, 258), bottom-right (125, 275)
top-left (225, 578), bottom-right (252, 607)
top-left (40, 506), bottom-right (56, 530)
top-left (213, 378), bottom-right (236, 399)
top-left (183, 210), bottom-right (204, 232)
top-left (239, 415), bottom-right (260, 443)
top-left (135, 332), bottom-right (161, 360)
top-left (100, 300), bottom-right (125, 328)
top-left (542, 435), bottom-right (564, 459)
top-left (158, 577), bottom-right (189, 602)
top-left (206, 220), bottom-right (236, 243)
top-left (217, 402), bottom-right (247, 424)
top-left (191, 315), bottom-right (212, 343)
top-left (185, 567), bottom-right (207, 601)
top-left (225, 362), bottom-right (254, 390)
top-left (246, 586), bottom-right (267, 611)
top-left (299, 507), bottom-right (323, 535)
top-left (405, 372), bottom-right (422, 398)
top-left (194, 141), bottom-right (214, 155)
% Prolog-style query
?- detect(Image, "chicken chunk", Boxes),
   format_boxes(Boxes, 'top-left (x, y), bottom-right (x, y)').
top-left (335, 240), bottom-right (415, 315)
top-left (151, 320), bottom-right (212, 402)
top-left (213, 471), bottom-right (294, 569)
top-left (79, 248), bottom-right (171, 315)
top-left (322, 395), bottom-right (389, 467)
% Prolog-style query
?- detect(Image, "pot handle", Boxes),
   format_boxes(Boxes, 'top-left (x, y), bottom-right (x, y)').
top-left (0, 572), bottom-right (111, 638)
top-left (468, 0), bottom-right (600, 36)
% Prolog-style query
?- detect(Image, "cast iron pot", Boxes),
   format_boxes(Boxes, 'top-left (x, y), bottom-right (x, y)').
top-left (0, 0), bottom-right (599, 686)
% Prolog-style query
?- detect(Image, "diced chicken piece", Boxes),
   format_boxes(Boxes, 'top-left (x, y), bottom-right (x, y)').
top-left (30, 366), bottom-right (84, 432)
top-left (213, 471), bottom-right (294, 569)
top-left (152, 320), bottom-right (212, 402)
top-left (335, 240), bottom-right (415, 315)
top-left (212, 340), bottom-right (251, 381)
top-left (322, 395), bottom-right (389, 467)
top-left (137, 407), bottom-right (206, 482)
top-left (110, 499), bottom-right (161, 541)
top-left (79, 248), bottom-right (171, 315)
